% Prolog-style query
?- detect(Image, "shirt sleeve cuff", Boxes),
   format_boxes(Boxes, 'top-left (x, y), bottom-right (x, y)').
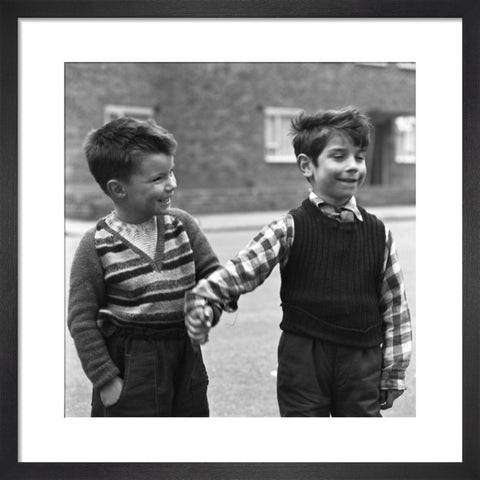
top-left (380, 369), bottom-right (407, 390)
top-left (209, 302), bottom-right (223, 326)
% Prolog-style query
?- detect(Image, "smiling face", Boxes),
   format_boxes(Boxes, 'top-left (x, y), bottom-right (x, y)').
top-left (114, 152), bottom-right (177, 223)
top-left (300, 133), bottom-right (367, 206)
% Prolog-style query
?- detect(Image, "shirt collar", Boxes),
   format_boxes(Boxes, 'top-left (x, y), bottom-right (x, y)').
top-left (308, 191), bottom-right (363, 222)
top-left (108, 211), bottom-right (158, 230)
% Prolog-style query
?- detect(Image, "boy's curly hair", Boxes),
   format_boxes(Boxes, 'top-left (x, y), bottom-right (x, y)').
top-left (290, 106), bottom-right (372, 165)
top-left (83, 117), bottom-right (177, 195)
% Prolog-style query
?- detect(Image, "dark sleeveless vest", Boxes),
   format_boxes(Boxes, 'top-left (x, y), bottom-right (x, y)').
top-left (280, 199), bottom-right (385, 347)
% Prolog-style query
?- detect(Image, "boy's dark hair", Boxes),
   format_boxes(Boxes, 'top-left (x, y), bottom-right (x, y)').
top-left (83, 117), bottom-right (177, 194)
top-left (290, 106), bottom-right (372, 165)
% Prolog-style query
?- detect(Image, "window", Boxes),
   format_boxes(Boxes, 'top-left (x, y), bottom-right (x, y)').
top-left (356, 62), bottom-right (416, 70)
top-left (396, 62), bottom-right (416, 71)
top-left (264, 107), bottom-right (303, 163)
top-left (356, 62), bottom-right (388, 68)
top-left (104, 105), bottom-right (155, 124)
top-left (394, 116), bottom-right (416, 164)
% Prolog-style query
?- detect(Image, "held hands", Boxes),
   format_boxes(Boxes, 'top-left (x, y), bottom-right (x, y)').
top-left (185, 304), bottom-right (213, 346)
top-left (100, 376), bottom-right (123, 407)
top-left (184, 291), bottom-right (214, 346)
top-left (379, 389), bottom-right (404, 410)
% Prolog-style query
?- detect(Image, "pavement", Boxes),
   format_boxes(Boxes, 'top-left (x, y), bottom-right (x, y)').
top-left (66, 205), bottom-right (415, 236)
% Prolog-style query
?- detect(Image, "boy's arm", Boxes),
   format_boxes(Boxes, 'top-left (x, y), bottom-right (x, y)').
top-left (378, 227), bottom-right (413, 392)
top-left (173, 209), bottom-right (223, 324)
top-left (188, 214), bottom-right (294, 312)
top-left (67, 229), bottom-right (120, 390)
top-left (174, 209), bottom-right (220, 281)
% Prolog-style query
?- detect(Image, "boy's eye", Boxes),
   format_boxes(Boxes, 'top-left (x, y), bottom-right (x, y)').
top-left (153, 170), bottom-right (174, 182)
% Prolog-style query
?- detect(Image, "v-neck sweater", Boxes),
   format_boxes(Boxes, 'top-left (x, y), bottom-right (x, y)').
top-left (68, 208), bottom-right (220, 389)
top-left (105, 213), bottom-right (158, 260)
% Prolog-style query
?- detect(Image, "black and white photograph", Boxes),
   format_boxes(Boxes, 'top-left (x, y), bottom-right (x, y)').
top-left (4, 11), bottom-right (476, 479)
top-left (65, 62), bottom-right (416, 418)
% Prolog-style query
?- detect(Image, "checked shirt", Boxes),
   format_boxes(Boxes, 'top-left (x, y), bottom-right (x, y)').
top-left (191, 192), bottom-right (412, 390)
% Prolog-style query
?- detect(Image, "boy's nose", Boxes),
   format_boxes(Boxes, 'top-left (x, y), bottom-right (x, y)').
top-left (167, 175), bottom-right (177, 190)
top-left (345, 155), bottom-right (359, 170)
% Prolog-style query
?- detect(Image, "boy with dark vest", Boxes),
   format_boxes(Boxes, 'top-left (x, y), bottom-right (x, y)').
top-left (185, 106), bottom-right (412, 417)
top-left (68, 117), bottom-right (220, 416)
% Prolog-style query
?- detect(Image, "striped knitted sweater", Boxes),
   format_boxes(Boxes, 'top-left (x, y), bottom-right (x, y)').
top-left (68, 208), bottom-right (220, 389)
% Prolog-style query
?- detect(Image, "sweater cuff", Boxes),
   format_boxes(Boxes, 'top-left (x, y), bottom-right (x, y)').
top-left (91, 363), bottom-right (121, 390)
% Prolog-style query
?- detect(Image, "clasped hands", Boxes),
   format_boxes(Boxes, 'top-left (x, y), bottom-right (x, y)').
top-left (184, 291), bottom-right (214, 346)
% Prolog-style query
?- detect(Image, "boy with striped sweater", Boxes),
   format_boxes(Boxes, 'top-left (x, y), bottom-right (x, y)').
top-left (68, 117), bottom-right (220, 416)
top-left (185, 107), bottom-right (412, 417)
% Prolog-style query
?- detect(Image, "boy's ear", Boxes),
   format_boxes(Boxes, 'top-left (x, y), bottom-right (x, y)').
top-left (297, 154), bottom-right (314, 180)
top-left (106, 179), bottom-right (127, 200)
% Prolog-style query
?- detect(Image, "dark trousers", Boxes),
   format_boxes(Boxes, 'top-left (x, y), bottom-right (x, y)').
top-left (91, 327), bottom-right (209, 417)
top-left (277, 331), bottom-right (382, 417)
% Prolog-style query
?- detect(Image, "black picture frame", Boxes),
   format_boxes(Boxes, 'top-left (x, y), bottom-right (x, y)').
top-left (1, 1), bottom-right (478, 479)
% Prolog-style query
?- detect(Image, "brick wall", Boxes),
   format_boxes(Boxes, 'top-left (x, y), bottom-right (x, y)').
top-left (66, 63), bottom-right (415, 220)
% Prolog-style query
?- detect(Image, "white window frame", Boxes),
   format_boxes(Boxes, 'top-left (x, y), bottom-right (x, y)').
top-left (264, 107), bottom-right (303, 163)
top-left (396, 62), bottom-right (416, 71)
top-left (104, 105), bottom-right (155, 124)
top-left (356, 62), bottom-right (416, 71)
top-left (394, 115), bottom-right (416, 164)
top-left (356, 62), bottom-right (388, 68)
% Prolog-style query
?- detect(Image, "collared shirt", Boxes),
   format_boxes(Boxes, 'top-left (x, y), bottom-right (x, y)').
top-left (309, 190), bottom-right (364, 222)
top-left (106, 212), bottom-right (158, 260)
top-left (192, 193), bottom-right (412, 390)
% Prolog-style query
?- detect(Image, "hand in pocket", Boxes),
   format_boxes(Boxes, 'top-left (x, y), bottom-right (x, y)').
top-left (100, 376), bottom-right (124, 407)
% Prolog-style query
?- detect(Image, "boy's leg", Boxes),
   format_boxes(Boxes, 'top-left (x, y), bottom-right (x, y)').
top-left (96, 331), bottom-right (166, 417)
top-left (90, 328), bottom-right (208, 417)
top-left (91, 389), bottom-right (105, 417)
top-left (276, 331), bottom-right (333, 417)
top-left (91, 329), bottom-right (131, 417)
top-left (172, 339), bottom-right (209, 417)
top-left (331, 345), bottom-right (382, 417)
